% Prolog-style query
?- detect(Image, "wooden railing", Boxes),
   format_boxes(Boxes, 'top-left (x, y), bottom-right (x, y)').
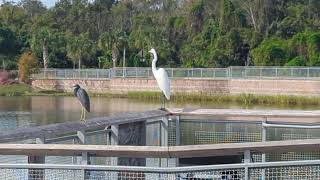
top-left (0, 139), bottom-right (319, 158)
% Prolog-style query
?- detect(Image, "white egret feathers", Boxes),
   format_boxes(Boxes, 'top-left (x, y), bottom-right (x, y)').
top-left (149, 48), bottom-right (170, 100)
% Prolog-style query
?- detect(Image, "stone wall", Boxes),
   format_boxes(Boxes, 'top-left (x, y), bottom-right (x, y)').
top-left (229, 79), bottom-right (320, 96)
top-left (31, 78), bottom-right (320, 96)
top-left (32, 78), bottom-right (230, 94)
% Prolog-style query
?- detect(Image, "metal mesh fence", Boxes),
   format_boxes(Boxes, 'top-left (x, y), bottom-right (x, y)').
top-left (167, 118), bottom-right (320, 163)
top-left (178, 121), bottom-right (262, 145)
top-left (250, 165), bottom-right (320, 180)
top-left (32, 69), bottom-right (111, 80)
top-left (230, 66), bottom-right (320, 79)
top-left (1, 164), bottom-right (320, 180)
top-left (0, 168), bottom-right (246, 180)
top-left (32, 67), bottom-right (320, 80)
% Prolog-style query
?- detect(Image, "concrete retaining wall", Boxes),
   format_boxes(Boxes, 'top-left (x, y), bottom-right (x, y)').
top-left (32, 78), bottom-right (230, 94)
top-left (229, 79), bottom-right (320, 96)
top-left (31, 78), bottom-right (320, 96)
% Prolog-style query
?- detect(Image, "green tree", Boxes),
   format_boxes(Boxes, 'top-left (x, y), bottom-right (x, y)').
top-left (66, 33), bottom-right (95, 69)
top-left (251, 38), bottom-right (287, 66)
top-left (18, 51), bottom-right (39, 83)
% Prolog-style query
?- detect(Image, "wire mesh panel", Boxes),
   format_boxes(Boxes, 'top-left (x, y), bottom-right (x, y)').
top-left (85, 169), bottom-right (245, 180)
top-left (265, 127), bottom-right (320, 161)
top-left (194, 131), bottom-right (261, 144)
top-left (250, 165), bottom-right (320, 180)
top-left (168, 120), bottom-right (176, 146)
top-left (0, 169), bottom-right (84, 180)
top-left (179, 121), bottom-right (261, 145)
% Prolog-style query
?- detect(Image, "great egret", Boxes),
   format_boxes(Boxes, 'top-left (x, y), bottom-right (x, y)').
top-left (73, 84), bottom-right (90, 121)
top-left (149, 48), bottom-right (170, 109)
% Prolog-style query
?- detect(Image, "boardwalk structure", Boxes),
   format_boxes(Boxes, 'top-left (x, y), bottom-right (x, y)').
top-left (1, 108), bottom-right (320, 179)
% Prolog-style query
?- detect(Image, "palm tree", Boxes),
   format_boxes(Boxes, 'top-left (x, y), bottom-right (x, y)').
top-left (67, 33), bottom-right (95, 69)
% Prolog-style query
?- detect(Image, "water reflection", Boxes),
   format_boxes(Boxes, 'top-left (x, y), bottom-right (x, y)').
top-left (0, 96), bottom-right (318, 126)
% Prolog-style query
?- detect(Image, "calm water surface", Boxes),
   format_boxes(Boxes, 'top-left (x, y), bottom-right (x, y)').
top-left (0, 96), bottom-right (317, 127)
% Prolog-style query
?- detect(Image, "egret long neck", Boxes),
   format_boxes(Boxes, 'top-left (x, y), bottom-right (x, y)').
top-left (151, 52), bottom-right (158, 73)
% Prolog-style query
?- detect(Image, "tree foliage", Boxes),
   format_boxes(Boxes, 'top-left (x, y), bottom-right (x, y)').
top-left (18, 51), bottom-right (39, 83)
top-left (0, 0), bottom-right (319, 69)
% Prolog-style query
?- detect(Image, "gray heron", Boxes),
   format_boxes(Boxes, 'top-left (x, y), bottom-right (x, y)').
top-left (73, 84), bottom-right (90, 121)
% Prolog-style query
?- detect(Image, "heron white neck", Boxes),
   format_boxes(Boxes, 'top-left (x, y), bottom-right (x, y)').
top-left (151, 52), bottom-right (158, 72)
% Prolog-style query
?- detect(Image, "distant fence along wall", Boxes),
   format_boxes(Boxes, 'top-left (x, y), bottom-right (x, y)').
top-left (31, 67), bottom-right (320, 96)
top-left (32, 67), bottom-right (320, 80)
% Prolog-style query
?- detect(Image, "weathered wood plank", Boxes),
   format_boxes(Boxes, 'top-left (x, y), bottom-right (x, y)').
top-left (0, 110), bottom-right (169, 143)
top-left (0, 139), bottom-right (319, 158)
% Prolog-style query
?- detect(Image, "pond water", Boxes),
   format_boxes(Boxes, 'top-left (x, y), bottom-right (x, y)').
top-left (0, 96), bottom-right (320, 166)
top-left (0, 96), bottom-right (317, 127)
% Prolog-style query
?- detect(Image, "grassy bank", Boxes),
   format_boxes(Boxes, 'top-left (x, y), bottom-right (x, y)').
top-left (1, 84), bottom-right (320, 106)
top-left (0, 84), bottom-right (32, 96)
top-left (127, 91), bottom-right (320, 106)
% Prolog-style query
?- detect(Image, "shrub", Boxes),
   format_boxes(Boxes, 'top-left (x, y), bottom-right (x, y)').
top-left (18, 51), bottom-right (39, 83)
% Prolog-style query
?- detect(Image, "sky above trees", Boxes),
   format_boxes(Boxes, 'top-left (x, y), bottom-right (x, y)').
top-left (0, 0), bottom-right (57, 7)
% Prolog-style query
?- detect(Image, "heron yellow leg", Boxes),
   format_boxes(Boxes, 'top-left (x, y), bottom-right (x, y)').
top-left (80, 107), bottom-right (84, 121)
top-left (83, 108), bottom-right (86, 121)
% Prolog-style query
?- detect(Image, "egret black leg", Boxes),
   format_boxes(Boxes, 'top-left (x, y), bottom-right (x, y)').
top-left (160, 94), bottom-right (166, 110)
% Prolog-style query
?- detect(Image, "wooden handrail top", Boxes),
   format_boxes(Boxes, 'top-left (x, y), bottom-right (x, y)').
top-left (0, 110), bottom-right (169, 143)
top-left (0, 139), bottom-right (319, 158)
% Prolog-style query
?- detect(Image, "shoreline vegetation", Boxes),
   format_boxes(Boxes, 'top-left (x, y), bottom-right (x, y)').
top-left (1, 84), bottom-right (320, 107)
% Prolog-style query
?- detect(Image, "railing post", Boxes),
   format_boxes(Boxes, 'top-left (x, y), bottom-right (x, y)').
top-left (105, 125), bottom-right (119, 179)
top-left (106, 125), bottom-right (119, 166)
top-left (261, 118), bottom-right (267, 180)
top-left (72, 138), bottom-right (78, 164)
top-left (244, 150), bottom-right (251, 180)
top-left (28, 137), bottom-right (45, 180)
top-left (136, 67), bottom-right (138, 78)
top-left (307, 68), bottom-right (310, 79)
top-left (200, 68), bottom-right (203, 78)
top-left (77, 130), bottom-right (88, 180)
top-left (171, 68), bottom-right (174, 78)
top-left (160, 116), bottom-right (168, 167)
top-left (244, 68), bottom-right (247, 78)
top-left (175, 115), bottom-right (180, 166)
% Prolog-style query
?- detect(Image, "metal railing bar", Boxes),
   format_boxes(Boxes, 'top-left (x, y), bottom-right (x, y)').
top-left (262, 122), bottom-right (320, 129)
top-left (1, 159), bottom-right (320, 172)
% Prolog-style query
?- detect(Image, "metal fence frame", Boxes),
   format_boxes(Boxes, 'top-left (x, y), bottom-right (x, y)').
top-left (1, 160), bottom-right (320, 179)
top-left (31, 66), bottom-right (320, 80)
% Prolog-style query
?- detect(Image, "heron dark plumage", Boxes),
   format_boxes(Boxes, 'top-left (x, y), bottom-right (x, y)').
top-left (73, 84), bottom-right (90, 112)
top-left (73, 84), bottom-right (90, 122)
